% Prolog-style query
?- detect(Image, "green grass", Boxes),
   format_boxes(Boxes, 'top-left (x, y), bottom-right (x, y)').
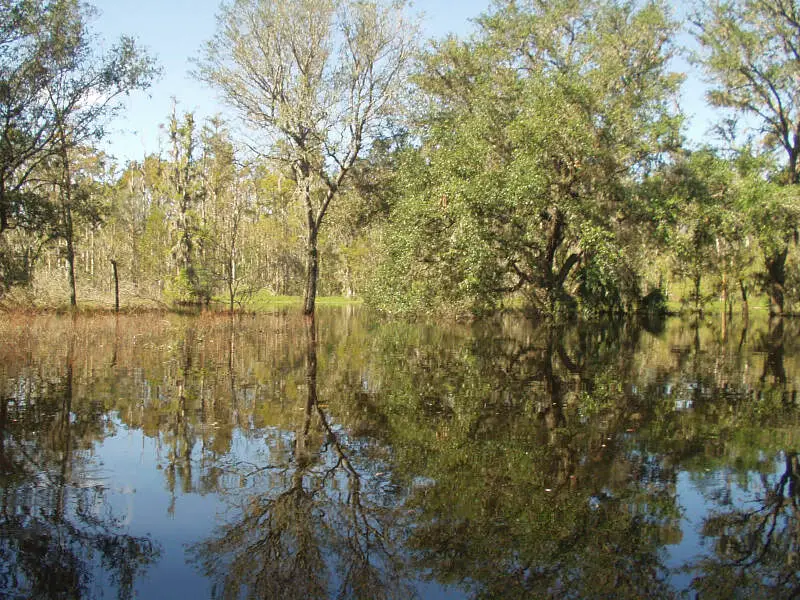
top-left (664, 287), bottom-right (772, 315)
top-left (244, 290), bottom-right (363, 311)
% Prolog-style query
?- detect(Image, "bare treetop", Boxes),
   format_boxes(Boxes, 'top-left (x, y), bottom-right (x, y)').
top-left (198, 0), bottom-right (416, 176)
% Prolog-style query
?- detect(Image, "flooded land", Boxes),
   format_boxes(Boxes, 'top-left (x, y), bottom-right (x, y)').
top-left (1, 309), bottom-right (798, 599)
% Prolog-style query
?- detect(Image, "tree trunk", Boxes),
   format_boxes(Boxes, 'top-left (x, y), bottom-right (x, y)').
top-left (765, 248), bottom-right (787, 315)
top-left (228, 244), bottom-right (237, 313)
top-left (537, 207), bottom-right (579, 313)
top-left (65, 206), bottom-right (77, 308)
top-left (56, 119), bottom-right (76, 309)
top-left (788, 148), bottom-right (798, 185)
top-left (90, 228), bottom-right (94, 277)
top-left (693, 273), bottom-right (701, 314)
top-left (544, 207), bottom-right (565, 312)
top-left (111, 259), bottom-right (119, 313)
top-left (739, 279), bottom-right (749, 327)
top-left (0, 175), bottom-right (7, 233)
top-left (721, 272), bottom-right (728, 313)
top-left (303, 225), bottom-right (319, 315)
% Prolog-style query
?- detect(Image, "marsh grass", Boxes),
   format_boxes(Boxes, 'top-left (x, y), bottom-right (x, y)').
top-left (0, 282), bottom-right (362, 316)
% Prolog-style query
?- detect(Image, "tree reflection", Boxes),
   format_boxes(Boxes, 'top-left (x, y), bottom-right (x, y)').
top-left (359, 319), bottom-right (681, 598)
top-left (2, 312), bottom-right (800, 597)
top-left (0, 329), bottom-right (161, 599)
top-left (188, 315), bottom-right (410, 600)
top-left (760, 317), bottom-right (787, 386)
top-left (689, 452), bottom-right (800, 599)
top-left (684, 318), bottom-right (800, 599)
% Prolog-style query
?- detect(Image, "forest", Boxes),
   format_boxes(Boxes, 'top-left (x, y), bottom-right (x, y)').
top-left (1, 0), bottom-right (799, 319)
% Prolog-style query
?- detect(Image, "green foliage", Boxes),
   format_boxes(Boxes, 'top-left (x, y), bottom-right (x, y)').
top-left (637, 147), bottom-right (799, 313)
top-left (693, 0), bottom-right (800, 182)
top-left (164, 268), bottom-right (196, 304)
top-left (198, 0), bottom-right (417, 314)
top-left (370, 0), bottom-right (683, 318)
top-left (4, 0), bottom-right (800, 316)
top-left (0, 0), bottom-right (156, 304)
top-left (692, 0), bottom-right (800, 314)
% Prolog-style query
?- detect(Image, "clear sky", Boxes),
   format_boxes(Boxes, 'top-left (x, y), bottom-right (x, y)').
top-left (90, 0), bottom-right (715, 165)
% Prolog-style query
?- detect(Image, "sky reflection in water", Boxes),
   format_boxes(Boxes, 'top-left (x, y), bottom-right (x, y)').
top-left (0, 310), bottom-right (798, 599)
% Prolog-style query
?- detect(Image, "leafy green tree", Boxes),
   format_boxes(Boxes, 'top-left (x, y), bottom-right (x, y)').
top-left (0, 0), bottom-right (156, 304)
top-left (108, 159), bottom-right (155, 291)
top-left (693, 0), bottom-right (800, 314)
top-left (43, 5), bottom-right (155, 307)
top-left (0, 0), bottom-right (77, 292)
top-left (165, 109), bottom-right (210, 305)
top-left (0, 0), bottom-right (77, 239)
top-left (200, 117), bottom-right (258, 311)
top-left (643, 150), bottom-right (745, 314)
top-left (741, 175), bottom-right (800, 315)
top-left (371, 0), bottom-right (683, 317)
top-left (43, 147), bottom-right (110, 307)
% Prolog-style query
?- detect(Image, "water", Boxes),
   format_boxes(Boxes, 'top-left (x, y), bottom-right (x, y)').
top-left (1, 309), bottom-right (798, 599)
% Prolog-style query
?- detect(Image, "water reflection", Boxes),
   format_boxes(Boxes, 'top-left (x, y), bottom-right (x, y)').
top-left (0, 312), bottom-right (798, 598)
top-left (188, 316), bottom-right (410, 599)
top-left (689, 452), bottom-right (800, 599)
top-left (0, 321), bottom-right (161, 599)
top-left (371, 319), bottom-right (681, 599)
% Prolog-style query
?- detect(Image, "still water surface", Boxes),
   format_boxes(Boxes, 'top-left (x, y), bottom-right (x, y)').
top-left (1, 309), bottom-right (798, 599)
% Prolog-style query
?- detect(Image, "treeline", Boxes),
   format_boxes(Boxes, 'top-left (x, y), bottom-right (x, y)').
top-left (2, 0), bottom-right (800, 317)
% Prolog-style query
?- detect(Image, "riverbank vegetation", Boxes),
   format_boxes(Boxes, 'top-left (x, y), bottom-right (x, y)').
top-left (1, 0), bottom-right (799, 318)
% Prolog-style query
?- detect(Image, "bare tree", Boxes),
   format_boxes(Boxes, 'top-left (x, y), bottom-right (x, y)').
top-left (197, 0), bottom-right (417, 314)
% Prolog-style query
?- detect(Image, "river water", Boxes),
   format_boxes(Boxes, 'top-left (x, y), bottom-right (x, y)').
top-left (1, 309), bottom-right (798, 599)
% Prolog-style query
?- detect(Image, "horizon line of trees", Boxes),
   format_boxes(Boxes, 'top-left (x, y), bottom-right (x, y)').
top-left (2, 0), bottom-right (800, 319)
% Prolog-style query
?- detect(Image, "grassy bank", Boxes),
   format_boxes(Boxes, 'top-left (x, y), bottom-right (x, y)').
top-left (243, 291), bottom-right (363, 311)
top-left (0, 289), bottom-right (363, 315)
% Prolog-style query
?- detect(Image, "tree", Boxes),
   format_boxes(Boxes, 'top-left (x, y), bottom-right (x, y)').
top-left (198, 0), bottom-right (417, 314)
top-left (693, 0), bottom-right (800, 314)
top-left (741, 172), bottom-right (800, 315)
top-left (643, 150), bottom-right (743, 315)
top-left (0, 0), bottom-right (69, 236)
top-left (0, 0), bottom-right (156, 305)
top-left (200, 117), bottom-right (256, 312)
top-left (371, 0), bottom-right (682, 317)
top-left (0, 0), bottom-right (78, 292)
top-left (108, 154), bottom-right (173, 299)
top-left (164, 109), bottom-right (210, 305)
top-left (43, 147), bottom-right (109, 307)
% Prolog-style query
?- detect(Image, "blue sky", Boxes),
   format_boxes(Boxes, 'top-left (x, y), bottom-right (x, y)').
top-left (91, 0), bottom-right (715, 164)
